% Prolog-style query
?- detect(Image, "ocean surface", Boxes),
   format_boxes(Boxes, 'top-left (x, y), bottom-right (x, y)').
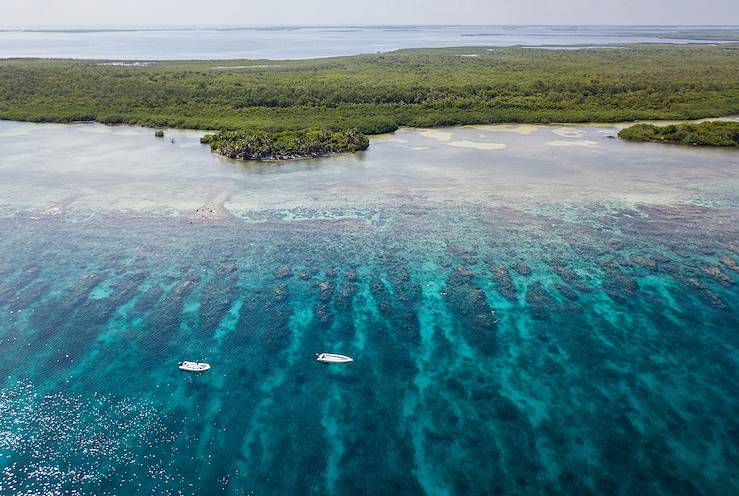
top-left (0, 25), bottom-right (737, 59)
top-left (0, 120), bottom-right (738, 495)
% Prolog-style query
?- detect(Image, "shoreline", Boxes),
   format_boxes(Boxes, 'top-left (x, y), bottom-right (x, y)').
top-left (5, 115), bottom-right (736, 137)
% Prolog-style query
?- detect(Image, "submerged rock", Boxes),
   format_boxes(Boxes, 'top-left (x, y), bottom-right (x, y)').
top-left (525, 281), bottom-right (558, 320)
top-left (490, 265), bottom-right (517, 302)
top-left (299, 267), bottom-right (319, 280)
top-left (719, 255), bottom-right (739, 274)
top-left (8, 281), bottom-right (50, 311)
top-left (0, 264), bottom-right (41, 302)
top-left (314, 302), bottom-right (332, 325)
top-left (457, 267), bottom-right (474, 278)
top-left (554, 283), bottom-right (578, 301)
top-left (549, 263), bottom-right (590, 292)
top-left (630, 255), bottom-right (657, 270)
top-left (272, 283), bottom-right (289, 302)
top-left (173, 280), bottom-right (195, 296)
top-left (200, 275), bottom-right (238, 334)
top-left (444, 268), bottom-right (498, 339)
top-left (134, 286), bottom-right (164, 313)
top-left (446, 245), bottom-right (479, 265)
top-left (597, 260), bottom-right (638, 302)
top-left (685, 277), bottom-right (727, 309)
top-left (512, 262), bottom-right (531, 276)
top-left (702, 265), bottom-right (733, 286)
top-left (370, 278), bottom-right (392, 314)
top-left (147, 276), bottom-right (199, 332)
top-left (336, 282), bottom-right (358, 309)
top-left (318, 280), bottom-right (334, 302)
top-left (274, 265), bottom-right (293, 279)
top-left (217, 262), bottom-right (238, 276)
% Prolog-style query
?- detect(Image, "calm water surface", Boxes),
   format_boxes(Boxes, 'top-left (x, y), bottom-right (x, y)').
top-left (0, 25), bottom-right (736, 59)
top-left (0, 120), bottom-right (738, 495)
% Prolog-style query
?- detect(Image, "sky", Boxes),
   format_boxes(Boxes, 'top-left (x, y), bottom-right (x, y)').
top-left (1, 0), bottom-right (738, 26)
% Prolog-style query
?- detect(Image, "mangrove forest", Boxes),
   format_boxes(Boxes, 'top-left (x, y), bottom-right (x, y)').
top-left (619, 121), bottom-right (739, 147)
top-left (1, 45), bottom-right (738, 136)
top-left (200, 128), bottom-right (370, 160)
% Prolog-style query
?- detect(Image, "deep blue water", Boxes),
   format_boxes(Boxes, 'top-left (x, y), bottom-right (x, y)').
top-left (0, 25), bottom-right (736, 59)
top-left (0, 121), bottom-right (737, 494)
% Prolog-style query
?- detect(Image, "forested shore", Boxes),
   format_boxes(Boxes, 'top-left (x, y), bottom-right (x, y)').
top-left (1, 45), bottom-right (738, 135)
top-left (619, 121), bottom-right (739, 146)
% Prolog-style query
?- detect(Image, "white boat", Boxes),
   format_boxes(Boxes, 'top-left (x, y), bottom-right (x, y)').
top-left (178, 361), bottom-right (210, 372)
top-left (316, 353), bottom-right (353, 363)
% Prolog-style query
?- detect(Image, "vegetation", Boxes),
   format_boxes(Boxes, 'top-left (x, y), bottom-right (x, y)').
top-left (154, 129), bottom-right (164, 137)
top-left (651, 29), bottom-right (739, 42)
top-left (618, 121), bottom-right (739, 147)
top-left (0, 45), bottom-right (737, 137)
top-left (200, 128), bottom-right (369, 160)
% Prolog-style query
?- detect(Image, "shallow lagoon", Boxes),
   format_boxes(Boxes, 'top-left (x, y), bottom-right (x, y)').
top-left (0, 120), bottom-right (738, 495)
top-left (0, 25), bottom-right (734, 60)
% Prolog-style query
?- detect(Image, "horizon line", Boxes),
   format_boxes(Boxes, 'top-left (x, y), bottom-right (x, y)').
top-left (1, 23), bottom-right (738, 29)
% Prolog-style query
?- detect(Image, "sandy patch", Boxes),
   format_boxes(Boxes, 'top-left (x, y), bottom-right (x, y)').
top-left (547, 140), bottom-right (599, 148)
top-left (411, 146), bottom-right (431, 151)
top-left (552, 127), bottom-right (588, 138)
top-left (40, 204), bottom-right (65, 216)
top-left (191, 190), bottom-right (232, 220)
top-left (464, 124), bottom-right (541, 135)
top-left (590, 116), bottom-right (739, 131)
top-left (420, 129), bottom-right (454, 142)
top-left (449, 140), bottom-right (507, 150)
top-left (370, 133), bottom-right (409, 143)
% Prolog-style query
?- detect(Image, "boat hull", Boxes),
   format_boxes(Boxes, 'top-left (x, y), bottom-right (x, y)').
top-left (178, 361), bottom-right (211, 372)
top-left (316, 353), bottom-right (353, 363)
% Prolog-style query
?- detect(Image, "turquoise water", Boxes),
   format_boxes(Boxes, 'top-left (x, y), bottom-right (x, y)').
top-left (0, 121), bottom-right (738, 494)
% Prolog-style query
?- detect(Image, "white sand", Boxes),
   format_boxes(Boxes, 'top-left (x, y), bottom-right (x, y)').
top-left (552, 127), bottom-right (587, 138)
top-left (371, 133), bottom-right (409, 143)
top-left (420, 129), bottom-right (455, 142)
top-left (547, 140), bottom-right (599, 148)
top-left (448, 140), bottom-right (507, 150)
top-left (463, 124), bottom-right (541, 135)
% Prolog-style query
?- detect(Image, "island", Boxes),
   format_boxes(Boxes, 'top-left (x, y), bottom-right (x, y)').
top-left (619, 121), bottom-right (739, 147)
top-left (0, 45), bottom-right (737, 160)
top-left (200, 128), bottom-right (369, 160)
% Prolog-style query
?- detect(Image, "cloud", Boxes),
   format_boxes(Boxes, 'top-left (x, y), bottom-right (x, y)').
top-left (3, 0), bottom-right (737, 25)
